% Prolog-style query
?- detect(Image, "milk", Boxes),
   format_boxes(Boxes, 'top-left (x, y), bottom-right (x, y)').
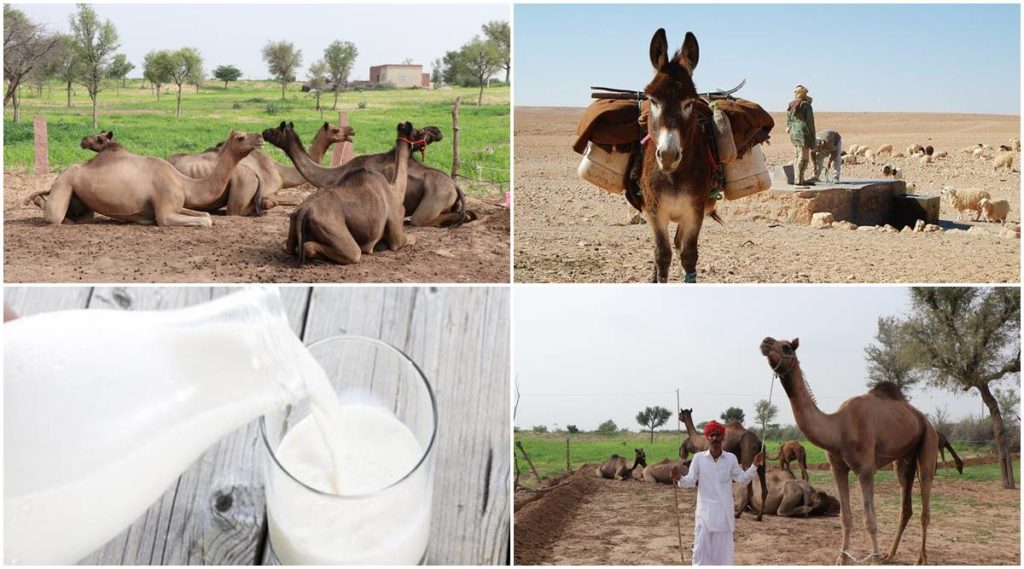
top-left (266, 402), bottom-right (432, 564)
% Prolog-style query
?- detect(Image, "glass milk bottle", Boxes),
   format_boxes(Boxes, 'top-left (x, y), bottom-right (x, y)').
top-left (3, 288), bottom-right (316, 565)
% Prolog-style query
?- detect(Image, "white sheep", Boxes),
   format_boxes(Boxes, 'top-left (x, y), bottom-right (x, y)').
top-left (973, 147), bottom-right (987, 159)
top-left (893, 151), bottom-right (905, 158)
top-left (846, 144), bottom-right (860, 155)
top-left (941, 188), bottom-right (992, 221)
top-left (934, 150), bottom-right (948, 159)
top-left (994, 153), bottom-right (1014, 171)
top-left (960, 145), bottom-right (979, 154)
top-left (906, 144), bottom-right (924, 155)
top-left (876, 144), bottom-right (893, 156)
top-left (842, 154), bottom-right (859, 165)
top-left (979, 198), bottom-right (1010, 224)
top-left (863, 148), bottom-right (876, 163)
top-left (1011, 138), bottom-right (1021, 152)
top-left (919, 154), bottom-right (932, 165)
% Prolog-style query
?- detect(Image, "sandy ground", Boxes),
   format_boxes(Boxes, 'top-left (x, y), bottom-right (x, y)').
top-left (3, 174), bottom-right (509, 283)
top-left (515, 461), bottom-right (1021, 565)
top-left (514, 109), bottom-right (1020, 283)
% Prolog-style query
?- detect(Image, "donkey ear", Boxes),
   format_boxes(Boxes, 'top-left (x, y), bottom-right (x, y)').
top-left (677, 31), bottom-right (699, 73)
top-left (791, 338), bottom-right (800, 351)
top-left (649, 28), bottom-right (669, 71)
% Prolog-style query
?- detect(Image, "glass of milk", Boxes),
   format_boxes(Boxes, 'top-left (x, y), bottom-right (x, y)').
top-left (261, 336), bottom-right (438, 565)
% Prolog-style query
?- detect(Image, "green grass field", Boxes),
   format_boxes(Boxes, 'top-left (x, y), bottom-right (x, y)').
top-left (3, 80), bottom-right (509, 194)
top-left (515, 432), bottom-right (1018, 487)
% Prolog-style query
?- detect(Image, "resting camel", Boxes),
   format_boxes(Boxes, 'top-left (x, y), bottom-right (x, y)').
top-left (31, 130), bottom-right (263, 227)
top-left (679, 407), bottom-right (767, 520)
top-left (28, 131), bottom-right (119, 223)
top-left (595, 448), bottom-right (647, 480)
top-left (937, 431), bottom-right (964, 474)
top-left (263, 121), bottom-right (415, 264)
top-left (760, 337), bottom-right (937, 565)
top-left (769, 440), bottom-right (810, 481)
top-left (169, 122), bottom-right (353, 215)
top-left (734, 469), bottom-right (840, 517)
top-left (642, 458), bottom-right (689, 484)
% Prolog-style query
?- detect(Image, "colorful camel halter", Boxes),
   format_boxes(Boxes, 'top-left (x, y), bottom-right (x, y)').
top-left (398, 136), bottom-right (428, 160)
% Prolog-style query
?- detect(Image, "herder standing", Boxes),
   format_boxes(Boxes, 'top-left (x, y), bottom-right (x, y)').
top-left (671, 421), bottom-right (765, 565)
top-left (786, 84), bottom-right (816, 185)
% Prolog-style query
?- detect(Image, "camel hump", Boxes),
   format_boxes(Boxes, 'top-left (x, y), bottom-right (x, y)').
top-left (868, 381), bottom-right (907, 401)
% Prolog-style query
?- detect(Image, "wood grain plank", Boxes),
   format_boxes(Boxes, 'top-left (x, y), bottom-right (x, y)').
top-left (3, 286), bottom-right (92, 315)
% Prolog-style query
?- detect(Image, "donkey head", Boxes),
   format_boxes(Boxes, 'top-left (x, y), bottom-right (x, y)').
top-left (644, 29), bottom-right (700, 174)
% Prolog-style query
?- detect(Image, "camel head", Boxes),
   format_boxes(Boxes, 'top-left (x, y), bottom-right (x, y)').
top-left (396, 121), bottom-right (415, 140)
top-left (760, 337), bottom-right (799, 373)
top-left (415, 126), bottom-right (444, 148)
top-left (223, 130), bottom-right (265, 158)
top-left (81, 131), bottom-right (116, 152)
top-left (679, 408), bottom-right (692, 423)
top-left (262, 121), bottom-right (301, 151)
top-left (319, 121), bottom-right (355, 144)
top-left (634, 448), bottom-right (647, 468)
top-left (811, 490), bottom-right (841, 516)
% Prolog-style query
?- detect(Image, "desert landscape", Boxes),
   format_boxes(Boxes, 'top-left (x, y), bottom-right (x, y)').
top-left (514, 109), bottom-right (1020, 283)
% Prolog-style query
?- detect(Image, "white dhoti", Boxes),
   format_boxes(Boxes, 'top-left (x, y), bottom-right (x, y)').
top-left (692, 522), bottom-right (734, 566)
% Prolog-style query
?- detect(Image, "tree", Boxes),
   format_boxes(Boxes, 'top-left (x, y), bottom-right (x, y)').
top-left (323, 40), bottom-right (357, 110)
top-left (864, 315), bottom-right (919, 392)
top-left (928, 406), bottom-right (951, 436)
top-left (720, 407), bottom-right (745, 424)
top-left (531, 425), bottom-right (548, 434)
top-left (105, 53), bottom-right (133, 96)
top-left (596, 419), bottom-right (618, 433)
top-left (306, 59), bottom-right (328, 111)
top-left (70, 3), bottom-right (121, 128)
top-left (459, 35), bottom-right (501, 106)
top-left (142, 50), bottom-right (174, 102)
top-left (430, 57), bottom-right (443, 87)
top-left (566, 424), bottom-right (579, 434)
top-left (51, 34), bottom-right (78, 108)
top-left (166, 47), bottom-right (202, 118)
top-left (262, 40), bottom-right (302, 100)
top-left (900, 287), bottom-right (1020, 489)
top-left (636, 406), bottom-right (671, 443)
top-left (482, 20), bottom-right (510, 83)
top-left (753, 399), bottom-right (778, 429)
top-left (441, 49), bottom-right (465, 87)
top-left (3, 5), bottom-right (61, 122)
top-left (213, 64), bottom-right (241, 89)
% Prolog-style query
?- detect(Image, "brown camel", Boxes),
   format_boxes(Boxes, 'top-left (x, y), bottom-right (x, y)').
top-left (595, 448), bottom-right (647, 480)
top-left (263, 121), bottom-right (415, 264)
top-left (937, 431), bottom-right (964, 474)
top-left (679, 407), bottom-right (767, 520)
top-left (760, 337), bottom-right (937, 565)
top-left (27, 131), bottom-right (120, 223)
top-left (169, 122), bottom-right (353, 215)
top-left (734, 469), bottom-right (840, 517)
top-left (642, 458), bottom-right (689, 484)
top-left (31, 130), bottom-right (263, 227)
top-left (769, 440), bottom-right (810, 481)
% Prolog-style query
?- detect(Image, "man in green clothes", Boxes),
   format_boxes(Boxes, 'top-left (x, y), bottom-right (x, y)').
top-left (786, 84), bottom-right (816, 185)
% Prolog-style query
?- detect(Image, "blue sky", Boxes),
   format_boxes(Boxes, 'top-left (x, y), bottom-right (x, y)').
top-left (514, 286), bottom-right (1017, 431)
top-left (13, 4), bottom-right (509, 82)
top-left (515, 3), bottom-right (1021, 114)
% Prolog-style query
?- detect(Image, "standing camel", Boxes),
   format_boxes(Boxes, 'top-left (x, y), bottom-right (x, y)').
top-left (769, 440), bottom-right (810, 481)
top-left (596, 448), bottom-right (647, 480)
top-left (937, 431), bottom-right (964, 474)
top-left (678, 408), bottom-right (707, 460)
top-left (760, 337), bottom-right (937, 565)
top-left (641, 29), bottom-right (718, 283)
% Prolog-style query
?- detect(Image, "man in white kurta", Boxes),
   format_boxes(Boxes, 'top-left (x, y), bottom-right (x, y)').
top-left (672, 420), bottom-right (764, 565)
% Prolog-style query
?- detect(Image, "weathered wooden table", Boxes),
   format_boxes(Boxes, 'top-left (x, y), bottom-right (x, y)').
top-left (4, 286), bottom-right (510, 565)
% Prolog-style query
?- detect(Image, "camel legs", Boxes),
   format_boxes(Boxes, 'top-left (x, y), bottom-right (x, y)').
top-left (915, 435), bottom-right (937, 565)
top-left (673, 198), bottom-right (705, 283)
top-left (38, 176), bottom-right (75, 225)
top-left (855, 468), bottom-right (882, 564)
top-left (799, 457), bottom-right (810, 481)
top-left (155, 206), bottom-right (213, 228)
top-left (755, 465), bottom-right (767, 521)
top-left (828, 454), bottom-right (854, 565)
top-left (885, 458), bottom-right (917, 563)
top-left (302, 223), bottom-right (363, 265)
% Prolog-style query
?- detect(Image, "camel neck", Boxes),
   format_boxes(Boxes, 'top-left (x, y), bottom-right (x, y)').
top-left (779, 363), bottom-right (840, 451)
top-left (682, 415), bottom-right (700, 438)
top-left (390, 139), bottom-right (411, 199)
top-left (308, 133), bottom-right (335, 164)
top-left (188, 145), bottom-right (242, 205)
top-left (282, 137), bottom-right (350, 188)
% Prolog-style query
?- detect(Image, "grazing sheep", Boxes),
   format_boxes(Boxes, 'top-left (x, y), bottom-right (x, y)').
top-left (876, 144), bottom-right (893, 156)
top-left (855, 146), bottom-right (869, 157)
top-left (863, 148), bottom-right (876, 164)
top-left (906, 144), bottom-right (924, 155)
top-left (920, 154), bottom-right (932, 165)
top-left (882, 164), bottom-right (902, 179)
top-left (905, 182), bottom-right (917, 194)
top-left (999, 145), bottom-right (1012, 152)
top-left (941, 188), bottom-right (992, 221)
top-left (960, 145), bottom-right (980, 154)
top-left (934, 150), bottom-right (948, 159)
top-left (978, 198), bottom-right (1011, 224)
top-left (894, 152), bottom-right (906, 158)
top-left (924, 145), bottom-right (934, 156)
top-left (994, 153), bottom-right (1014, 171)
top-left (1011, 138), bottom-right (1021, 151)
top-left (973, 147), bottom-right (987, 159)
top-left (842, 154), bottom-right (859, 165)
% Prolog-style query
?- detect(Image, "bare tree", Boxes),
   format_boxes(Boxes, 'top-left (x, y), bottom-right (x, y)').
top-left (69, 4), bottom-right (121, 128)
top-left (262, 40), bottom-right (302, 100)
top-left (3, 5), bottom-right (61, 122)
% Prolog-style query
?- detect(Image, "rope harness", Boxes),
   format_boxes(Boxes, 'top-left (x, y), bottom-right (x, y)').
top-left (841, 550), bottom-right (884, 564)
top-left (397, 136), bottom-right (428, 160)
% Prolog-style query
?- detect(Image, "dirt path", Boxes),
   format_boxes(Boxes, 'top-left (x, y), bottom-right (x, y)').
top-left (4, 173), bottom-right (509, 283)
top-left (514, 108), bottom-right (1020, 283)
top-left (515, 464), bottom-right (1020, 565)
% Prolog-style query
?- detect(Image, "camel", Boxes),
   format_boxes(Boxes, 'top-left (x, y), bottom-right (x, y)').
top-left (937, 431), bottom-right (964, 474)
top-left (679, 408), bottom-right (767, 520)
top-left (263, 121), bottom-right (415, 264)
top-left (27, 131), bottom-right (121, 223)
top-left (168, 122), bottom-right (353, 215)
top-left (595, 448), bottom-right (647, 480)
top-left (760, 337), bottom-right (937, 565)
top-left (734, 469), bottom-right (840, 517)
top-left (769, 440), bottom-right (810, 481)
top-left (642, 458), bottom-right (689, 484)
top-left (31, 130), bottom-right (263, 227)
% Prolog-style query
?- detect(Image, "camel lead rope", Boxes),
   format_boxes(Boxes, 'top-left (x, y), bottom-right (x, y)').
top-left (760, 372), bottom-right (776, 454)
top-left (671, 480), bottom-right (686, 564)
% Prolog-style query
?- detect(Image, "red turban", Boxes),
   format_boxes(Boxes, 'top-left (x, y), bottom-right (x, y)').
top-left (704, 420), bottom-right (725, 438)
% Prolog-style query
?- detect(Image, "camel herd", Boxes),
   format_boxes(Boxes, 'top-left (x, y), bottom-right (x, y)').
top-left (27, 119), bottom-right (474, 265)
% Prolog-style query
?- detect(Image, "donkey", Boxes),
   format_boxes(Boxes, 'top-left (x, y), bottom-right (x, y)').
top-left (642, 29), bottom-right (719, 283)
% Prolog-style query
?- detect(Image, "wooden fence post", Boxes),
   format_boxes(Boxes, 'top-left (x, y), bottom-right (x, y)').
top-left (566, 438), bottom-right (571, 472)
top-left (451, 96), bottom-right (461, 179)
top-left (330, 111), bottom-right (354, 166)
top-left (516, 440), bottom-right (543, 484)
top-left (33, 116), bottom-right (48, 174)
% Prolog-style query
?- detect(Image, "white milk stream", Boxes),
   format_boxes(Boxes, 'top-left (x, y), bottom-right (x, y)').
top-left (3, 291), bottom-right (431, 565)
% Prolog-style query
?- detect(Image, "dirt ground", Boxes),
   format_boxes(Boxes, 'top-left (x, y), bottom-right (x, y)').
top-left (514, 108), bottom-right (1020, 283)
top-left (3, 173), bottom-right (509, 283)
top-left (515, 462), bottom-right (1021, 565)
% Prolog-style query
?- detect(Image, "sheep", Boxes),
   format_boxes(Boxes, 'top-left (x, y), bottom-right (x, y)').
top-left (978, 198), bottom-right (1010, 224)
top-left (934, 150), bottom-right (948, 159)
top-left (882, 164), bottom-right (902, 179)
top-left (920, 154), bottom-right (932, 165)
top-left (846, 144), bottom-right (859, 155)
top-left (999, 145), bottom-right (1012, 152)
top-left (893, 151), bottom-right (906, 158)
top-left (994, 153), bottom-right (1014, 171)
top-left (924, 145), bottom-right (934, 156)
top-left (1011, 138), bottom-right (1021, 151)
top-left (973, 147), bottom-right (987, 159)
top-left (842, 154), bottom-right (859, 165)
top-left (876, 144), bottom-right (893, 156)
top-left (941, 188), bottom-right (991, 221)
top-left (906, 144), bottom-right (924, 155)
top-left (863, 148), bottom-right (876, 163)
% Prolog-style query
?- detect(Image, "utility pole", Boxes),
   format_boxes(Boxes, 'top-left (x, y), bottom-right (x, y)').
top-left (676, 388), bottom-right (681, 432)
